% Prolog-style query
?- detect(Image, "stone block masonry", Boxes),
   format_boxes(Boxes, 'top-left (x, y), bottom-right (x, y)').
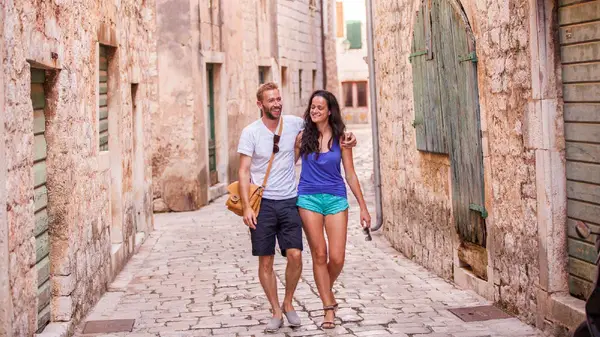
top-left (1, 0), bottom-right (157, 335)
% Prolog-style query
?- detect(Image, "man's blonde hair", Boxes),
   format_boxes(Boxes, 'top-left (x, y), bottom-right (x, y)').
top-left (256, 82), bottom-right (279, 102)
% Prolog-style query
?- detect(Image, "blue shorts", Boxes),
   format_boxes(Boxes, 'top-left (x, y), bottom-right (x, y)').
top-left (296, 193), bottom-right (349, 216)
top-left (251, 197), bottom-right (303, 257)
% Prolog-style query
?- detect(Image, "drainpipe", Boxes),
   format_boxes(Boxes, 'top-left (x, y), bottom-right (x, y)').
top-left (365, 0), bottom-right (382, 231)
top-left (320, 0), bottom-right (327, 89)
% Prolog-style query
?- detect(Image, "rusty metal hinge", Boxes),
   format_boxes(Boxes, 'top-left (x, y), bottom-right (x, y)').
top-left (458, 51), bottom-right (478, 63)
top-left (409, 50), bottom-right (428, 62)
top-left (469, 203), bottom-right (488, 218)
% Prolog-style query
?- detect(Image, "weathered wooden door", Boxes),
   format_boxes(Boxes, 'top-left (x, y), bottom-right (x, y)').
top-left (435, 0), bottom-right (486, 248)
top-left (31, 68), bottom-right (51, 332)
top-left (411, 0), bottom-right (487, 277)
top-left (207, 64), bottom-right (218, 186)
top-left (558, 0), bottom-right (600, 300)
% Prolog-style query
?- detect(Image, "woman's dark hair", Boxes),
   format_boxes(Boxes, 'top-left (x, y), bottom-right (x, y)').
top-left (299, 90), bottom-right (346, 159)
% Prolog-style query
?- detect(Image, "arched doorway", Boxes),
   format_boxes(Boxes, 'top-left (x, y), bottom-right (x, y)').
top-left (410, 0), bottom-right (487, 278)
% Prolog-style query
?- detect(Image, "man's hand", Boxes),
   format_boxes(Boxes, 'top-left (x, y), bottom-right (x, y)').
top-left (243, 207), bottom-right (257, 230)
top-left (341, 132), bottom-right (357, 148)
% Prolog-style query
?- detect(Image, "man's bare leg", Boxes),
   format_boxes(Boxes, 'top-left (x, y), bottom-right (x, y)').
top-left (259, 255), bottom-right (282, 318)
top-left (282, 248), bottom-right (302, 312)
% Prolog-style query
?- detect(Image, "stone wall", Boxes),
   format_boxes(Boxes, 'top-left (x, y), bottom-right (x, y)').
top-left (154, 0), bottom-right (338, 206)
top-left (1, 0), bottom-right (156, 335)
top-left (373, 0), bottom-right (540, 325)
top-left (277, 0), bottom-right (325, 116)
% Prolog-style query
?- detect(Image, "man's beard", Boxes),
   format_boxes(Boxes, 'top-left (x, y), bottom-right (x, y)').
top-left (263, 106), bottom-right (281, 120)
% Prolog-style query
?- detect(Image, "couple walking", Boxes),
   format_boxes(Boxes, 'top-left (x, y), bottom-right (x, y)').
top-left (237, 82), bottom-right (371, 332)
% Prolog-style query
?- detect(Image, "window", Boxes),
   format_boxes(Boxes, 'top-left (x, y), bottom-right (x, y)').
top-left (312, 70), bottom-right (317, 92)
top-left (99, 44), bottom-right (109, 151)
top-left (346, 20), bottom-right (362, 49)
top-left (342, 81), bottom-right (368, 108)
top-left (343, 82), bottom-right (353, 107)
top-left (357, 82), bottom-right (368, 107)
top-left (258, 66), bottom-right (271, 84)
top-left (336, 1), bottom-right (344, 38)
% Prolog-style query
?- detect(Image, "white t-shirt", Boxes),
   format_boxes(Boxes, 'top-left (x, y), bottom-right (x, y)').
top-left (237, 115), bottom-right (304, 200)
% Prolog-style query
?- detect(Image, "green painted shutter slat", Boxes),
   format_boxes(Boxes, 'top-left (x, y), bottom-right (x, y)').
top-left (568, 238), bottom-right (599, 264)
top-left (34, 161), bottom-right (47, 188)
top-left (564, 103), bottom-right (600, 122)
top-left (34, 209), bottom-right (49, 238)
top-left (99, 119), bottom-right (109, 133)
top-left (99, 82), bottom-right (108, 95)
top-left (37, 279), bottom-right (51, 311)
top-left (34, 109), bottom-right (46, 135)
top-left (37, 256), bottom-right (50, 286)
top-left (34, 134), bottom-right (47, 163)
top-left (34, 185), bottom-right (48, 213)
top-left (99, 70), bottom-right (108, 82)
top-left (31, 84), bottom-right (46, 110)
top-left (99, 94), bottom-right (108, 108)
top-left (346, 21), bottom-right (362, 49)
top-left (567, 199), bottom-right (600, 225)
top-left (566, 142), bottom-right (600, 162)
top-left (566, 161), bottom-right (600, 185)
top-left (35, 231), bottom-right (49, 263)
top-left (569, 257), bottom-right (597, 282)
top-left (36, 304), bottom-right (50, 334)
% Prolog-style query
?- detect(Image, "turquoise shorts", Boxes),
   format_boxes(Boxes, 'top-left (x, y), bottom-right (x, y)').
top-left (297, 193), bottom-right (349, 216)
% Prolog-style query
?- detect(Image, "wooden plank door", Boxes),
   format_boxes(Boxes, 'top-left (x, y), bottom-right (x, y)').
top-left (207, 64), bottom-right (218, 186)
top-left (558, 0), bottom-right (600, 300)
top-left (31, 68), bottom-right (51, 333)
top-left (435, 0), bottom-right (486, 247)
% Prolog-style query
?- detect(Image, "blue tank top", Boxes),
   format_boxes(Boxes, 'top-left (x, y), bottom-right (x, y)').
top-left (298, 138), bottom-right (347, 198)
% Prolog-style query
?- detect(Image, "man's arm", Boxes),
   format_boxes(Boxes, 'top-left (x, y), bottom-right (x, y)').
top-left (238, 154), bottom-right (257, 229)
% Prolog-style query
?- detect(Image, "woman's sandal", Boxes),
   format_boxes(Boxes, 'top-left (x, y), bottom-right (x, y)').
top-left (321, 305), bottom-right (337, 329)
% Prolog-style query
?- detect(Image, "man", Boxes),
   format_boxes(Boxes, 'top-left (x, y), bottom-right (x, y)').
top-left (237, 82), bottom-right (356, 332)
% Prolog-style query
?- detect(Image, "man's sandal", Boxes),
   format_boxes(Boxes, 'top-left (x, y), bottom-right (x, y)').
top-left (320, 305), bottom-right (337, 330)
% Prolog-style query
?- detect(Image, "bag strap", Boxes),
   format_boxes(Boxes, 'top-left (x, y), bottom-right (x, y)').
top-left (261, 118), bottom-right (284, 188)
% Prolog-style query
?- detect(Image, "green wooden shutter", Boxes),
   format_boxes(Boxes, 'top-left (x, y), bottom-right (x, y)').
top-left (99, 45), bottom-right (109, 151)
top-left (31, 68), bottom-right (51, 333)
top-left (410, 4), bottom-right (448, 154)
top-left (558, 0), bottom-right (600, 300)
top-left (346, 20), bottom-right (362, 49)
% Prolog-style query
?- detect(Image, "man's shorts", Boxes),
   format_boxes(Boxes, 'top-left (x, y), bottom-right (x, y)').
top-left (251, 197), bottom-right (303, 257)
top-left (296, 193), bottom-right (349, 216)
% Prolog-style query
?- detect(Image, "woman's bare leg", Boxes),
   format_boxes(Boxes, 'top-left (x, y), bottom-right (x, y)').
top-left (299, 208), bottom-right (336, 324)
top-left (324, 210), bottom-right (348, 289)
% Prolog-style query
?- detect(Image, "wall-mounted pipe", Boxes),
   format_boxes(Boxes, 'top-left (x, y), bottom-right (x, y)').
top-left (365, 0), bottom-right (382, 231)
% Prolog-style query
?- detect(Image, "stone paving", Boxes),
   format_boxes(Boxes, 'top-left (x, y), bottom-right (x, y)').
top-left (74, 126), bottom-right (545, 337)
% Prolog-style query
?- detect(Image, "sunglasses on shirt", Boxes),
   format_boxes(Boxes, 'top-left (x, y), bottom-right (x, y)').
top-left (273, 134), bottom-right (280, 154)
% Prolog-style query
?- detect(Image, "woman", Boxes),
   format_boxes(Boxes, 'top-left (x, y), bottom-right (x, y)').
top-left (295, 90), bottom-right (371, 329)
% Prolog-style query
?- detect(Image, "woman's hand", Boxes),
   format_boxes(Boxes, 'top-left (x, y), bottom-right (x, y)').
top-left (360, 207), bottom-right (371, 229)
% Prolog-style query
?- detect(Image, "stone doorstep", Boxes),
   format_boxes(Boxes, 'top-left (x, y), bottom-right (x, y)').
top-left (549, 293), bottom-right (586, 330)
top-left (453, 265), bottom-right (494, 302)
top-left (208, 182), bottom-right (227, 202)
top-left (34, 321), bottom-right (72, 337)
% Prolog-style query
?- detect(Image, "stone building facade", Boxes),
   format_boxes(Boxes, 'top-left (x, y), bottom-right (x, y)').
top-left (372, 0), bottom-right (599, 335)
top-left (152, 0), bottom-right (339, 213)
top-left (0, 0), bottom-right (157, 336)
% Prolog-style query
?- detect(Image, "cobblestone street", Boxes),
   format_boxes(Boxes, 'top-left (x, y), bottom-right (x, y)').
top-left (74, 127), bottom-right (545, 337)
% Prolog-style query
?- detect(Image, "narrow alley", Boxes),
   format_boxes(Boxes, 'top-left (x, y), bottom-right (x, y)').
top-left (71, 127), bottom-right (544, 337)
